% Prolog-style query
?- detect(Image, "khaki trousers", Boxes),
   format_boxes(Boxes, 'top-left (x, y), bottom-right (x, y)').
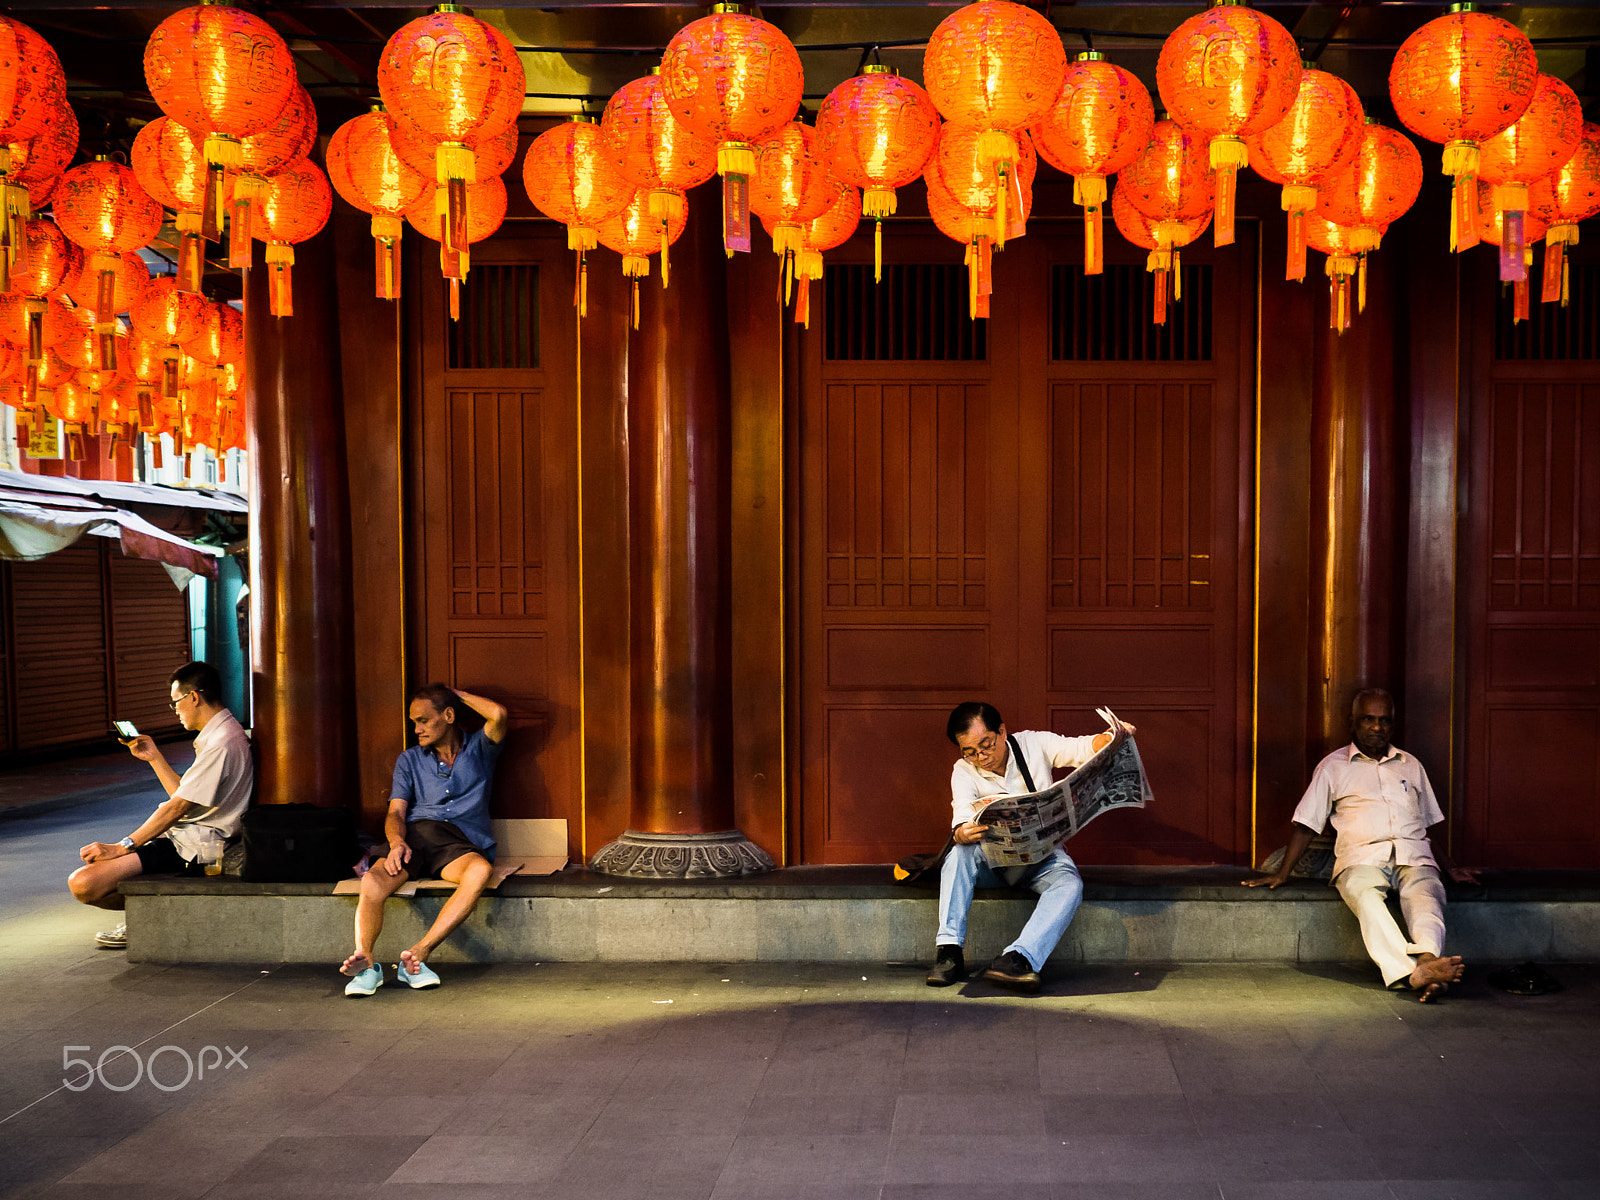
top-left (1334, 859), bottom-right (1447, 988)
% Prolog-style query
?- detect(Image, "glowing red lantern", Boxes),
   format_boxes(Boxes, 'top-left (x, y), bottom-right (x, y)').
top-left (1246, 64), bottom-right (1363, 281)
top-left (144, 3), bottom-right (299, 239)
top-left (936, 123), bottom-right (1038, 241)
top-left (1118, 118), bottom-right (1216, 233)
top-left (926, 134), bottom-right (1034, 320)
top-left (64, 250), bottom-right (150, 328)
top-left (0, 17), bottom-right (65, 280)
top-left (392, 118), bottom-right (519, 186)
top-left (130, 276), bottom-right (209, 398)
top-left (378, 7), bottom-right (524, 254)
top-left (1305, 215), bottom-right (1377, 332)
top-left (1157, 1), bottom-right (1300, 246)
top-left (1477, 185), bottom-right (1549, 323)
top-left (131, 117), bottom-right (211, 292)
top-left (661, 6), bottom-right (804, 254)
top-left (248, 160), bottom-right (331, 318)
top-left (406, 176), bottom-right (507, 320)
top-left (773, 183), bottom-right (860, 328)
top-left (5, 217), bottom-right (69, 299)
top-left (816, 65), bottom-right (938, 279)
top-left (523, 119), bottom-right (630, 317)
top-left (53, 159), bottom-right (163, 373)
top-left (1112, 183), bottom-right (1211, 326)
top-left (1314, 122), bottom-right (1423, 256)
top-left (228, 84), bottom-right (317, 269)
top-left (1031, 53), bottom-right (1154, 275)
top-left (749, 121), bottom-right (837, 277)
top-left (603, 70), bottom-right (718, 288)
top-left (327, 108), bottom-right (432, 300)
top-left (1529, 122), bottom-right (1600, 305)
top-left (2, 95), bottom-right (76, 287)
top-left (1478, 74), bottom-right (1583, 283)
top-left (596, 190), bottom-right (690, 328)
top-left (1389, 5), bottom-right (1538, 253)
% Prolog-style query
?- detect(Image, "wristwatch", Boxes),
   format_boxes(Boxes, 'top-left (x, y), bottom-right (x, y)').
top-left (119, 836), bottom-right (136, 849)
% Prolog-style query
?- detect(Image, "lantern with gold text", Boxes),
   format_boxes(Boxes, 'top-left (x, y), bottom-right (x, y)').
top-left (2, 97), bottom-right (76, 292)
top-left (924, 0), bottom-right (1065, 250)
top-left (378, 6), bottom-right (524, 255)
top-left (1157, 1), bottom-right (1300, 247)
top-left (248, 160), bottom-right (332, 318)
top-left (925, 135), bottom-right (1034, 320)
top-left (749, 121), bottom-right (836, 298)
top-left (936, 122), bottom-right (1038, 242)
top-left (1245, 64), bottom-right (1363, 281)
top-left (327, 109), bottom-right (431, 300)
top-left (815, 66), bottom-right (938, 280)
top-left (130, 276), bottom-right (209, 400)
top-left (1477, 185), bottom-right (1549, 323)
top-left (1119, 118), bottom-right (1216, 233)
top-left (63, 250), bottom-right (149, 374)
top-left (123, 331), bottom-right (167, 430)
top-left (131, 117), bottom-right (210, 292)
top-left (392, 116), bottom-right (518, 188)
top-left (1031, 53), bottom-right (1154, 275)
top-left (1389, 4), bottom-right (1537, 254)
top-left (0, 223), bottom-right (70, 406)
top-left (597, 190), bottom-right (690, 328)
top-left (5, 216), bottom-right (69, 302)
top-left (661, 5), bottom-right (804, 254)
top-left (1111, 183), bottom-right (1212, 326)
top-left (0, 17), bottom-right (65, 284)
top-left (53, 159), bottom-right (163, 374)
top-left (144, 3), bottom-right (298, 241)
top-left (228, 84), bottom-right (316, 269)
top-left (603, 70), bottom-right (717, 288)
top-left (406, 176), bottom-right (507, 320)
top-left (523, 119), bottom-right (631, 317)
top-left (773, 182), bottom-right (859, 328)
top-left (1314, 121), bottom-right (1422, 309)
top-left (1478, 73), bottom-right (1583, 284)
top-left (1529, 122), bottom-right (1600, 305)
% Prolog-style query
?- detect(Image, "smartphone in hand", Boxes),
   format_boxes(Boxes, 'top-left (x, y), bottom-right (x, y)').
top-left (112, 720), bottom-right (139, 742)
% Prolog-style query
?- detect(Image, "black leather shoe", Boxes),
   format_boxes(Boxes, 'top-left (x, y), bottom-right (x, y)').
top-left (982, 950), bottom-right (1041, 994)
top-left (926, 945), bottom-right (965, 987)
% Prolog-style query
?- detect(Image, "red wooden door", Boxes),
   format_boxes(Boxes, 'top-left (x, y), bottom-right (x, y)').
top-left (795, 227), bottom-right (1252, 865)
top-left (412, 237), bottom-right (581, 836)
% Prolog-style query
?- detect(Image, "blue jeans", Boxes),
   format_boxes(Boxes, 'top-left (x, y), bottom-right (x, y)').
top-left (936, 842), bottom-right (1084, 971)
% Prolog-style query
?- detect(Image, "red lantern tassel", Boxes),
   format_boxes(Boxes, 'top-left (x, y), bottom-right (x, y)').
top-left (1543, 239), bottom-right (1565, 304)
top-left (1514, 277), bottom-right (1530, 324)
top-left (631, 280), bottom-right (640, 331)
top-left (446, 177), bottom-right (467, 255)
top-left (266, 245), bottom-right (294, 317)
top-left (1501, 210), bottom-right (1526, 283)
top-left (229, 198), bottom-right (253, 270)
top-left (24, 362), bottom-right (37, 406)
top-left (723, 174), bottom-right (751, 256)
top-left (1086, 205), bottom-right (1103, 276)
top-left (67, 429), bottom-right (84, 461)
top-left (1287, 210), bottom-right (1307, 283)
top-left (179, 231), bottom-right (205, 293)
top-left (966, 244), bottom-right (978, 320)
top-left (376, 237), bottom-right (399, 301)
top-left (24, 298), bottom-right (42, 362)
top-left (1215, 166), bottom-right (1236, 248)
top-left (1452, 176), bottom-right (1480, 253)
top-left (1153, 269), bottom-right (1168, 326)
top-left (796, 277), bottom-right (810, 328)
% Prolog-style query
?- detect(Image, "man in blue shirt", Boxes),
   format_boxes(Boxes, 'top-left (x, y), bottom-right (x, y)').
top-left (339, 683), bottom-right (508, 995)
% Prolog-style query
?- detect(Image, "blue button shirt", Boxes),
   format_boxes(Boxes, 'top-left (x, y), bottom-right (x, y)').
top-left (391, 729), bottom-right (502, 859)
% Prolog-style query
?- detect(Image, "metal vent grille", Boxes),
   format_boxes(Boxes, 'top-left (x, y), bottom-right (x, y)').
top-left (823, 264), bottom-right (986, 361)
top-left (447, 264), bottom-right (540, 370)
top-left (1051, 263), bottom-right (1213, 361)
top-left (1495, 264), bottom-right (1600, 360)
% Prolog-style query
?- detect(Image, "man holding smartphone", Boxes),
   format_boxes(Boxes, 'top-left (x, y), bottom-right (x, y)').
top-left (67, 660), bottom-right (253, 948)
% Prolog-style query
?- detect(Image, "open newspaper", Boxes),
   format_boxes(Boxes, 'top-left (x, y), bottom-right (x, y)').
top-left (974, 708), bottom-right (1154, 869)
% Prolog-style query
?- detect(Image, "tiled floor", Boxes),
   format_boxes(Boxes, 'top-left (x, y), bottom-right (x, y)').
top-left (3, 789), bottom-right (1598, 1199)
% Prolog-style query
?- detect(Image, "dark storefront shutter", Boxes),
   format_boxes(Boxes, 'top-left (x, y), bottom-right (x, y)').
top-left (109, 550), bottom-right (192, 733)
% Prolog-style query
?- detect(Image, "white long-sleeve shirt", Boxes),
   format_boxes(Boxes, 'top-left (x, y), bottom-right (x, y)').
top-left (1292, 742), bottom-right (1445, 880)
top-left (949, 729), bottom-right (1101, 828)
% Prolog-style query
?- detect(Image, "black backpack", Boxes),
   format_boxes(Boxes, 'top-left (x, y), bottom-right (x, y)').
top-left (239, 803), bottom-right (358, 882)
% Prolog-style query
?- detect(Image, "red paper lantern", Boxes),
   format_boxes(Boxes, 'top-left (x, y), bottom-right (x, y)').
top-left (1246, 65), bottom-right (1363, 282)
top-left (378, 7), bottom-right (524, 254)
top-left (145, 3), bottom-right (299, 240)
top-left (771, 183), bottom-right (860, 328)
top-left (57, 325), bottom-right (98, 372)
top-left (1478, 73), bottom-right (1583, 283)
top-left (53, 159), bottom-right (164, 369)
top-left (926, 136), bottom-right (1035, 319)
top-left (1118, 118), bottom-right (1216, 229)
top-left (816, 65), bottom-right (938, 278)
top-left (1305, 215), bottom-right (1380, 332)
top-left (1477, 184), bottom-right (1549, 323)
top-left (1389, 5), bottom-right (1538, 253)
top-left (1031, 53), bottom-right (1154, 275)
top-left (602, 70), bottom-right (717, 289)
top-left (596, 190), bottom-right (690, 328)
top-left (392, 117), bottom-right (519, 186)
top-left (1157, 1), bottom-right (1300, 246)
top-left (661, 6), bottom-right (804, 254)
top-left (924, 0), bottom-right (1064, 248)
top-left (1529, 122), bottom-right (1600, 305)
top-left (328, 109), bottom-right (432, 301)
top-left (1112, 183), bottom-right (1211, 326)
top-left (130, 276), bottom-right (209, 398)
top-left (5, 216), bottom-right (69, 298)
top-left (228, 83), bottom-right (317, 269)
top-left (406, 176), bottom-right (507, 320)
top-left (750, 121), bottom-right (836, 265)
top-left (0, 16), bottom-right (65, 282)
top-left (64, 250), bottom-right (150, 319)
top-left (131, 117), bottom-right (210, 292)
top-left (249, 160), bottom-right (332, 318)
top-left (3, 94), bottom-right (76, 273)
top-left (1314, 122), bottom-right (1423, 256)
top-left (936, 123), bottom-right (1038, 236)
top-left (46, 373), bottom-right (95, 428)
top-left (182, 299), bottom-right (243, 367)
top-left (523, 119), bottom-right (630, 317)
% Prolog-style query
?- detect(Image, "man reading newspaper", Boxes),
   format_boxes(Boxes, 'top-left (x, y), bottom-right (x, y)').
top-left (928, 702), bottom-right (1142, 994)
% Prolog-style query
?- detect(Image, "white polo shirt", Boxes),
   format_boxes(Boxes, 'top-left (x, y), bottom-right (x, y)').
top-left (950, 729), bottom-right (1100, 828)
top-left (167, 709), bottom-right (254, 860)
top-left (1292, 742), bottom-right (1445, 880)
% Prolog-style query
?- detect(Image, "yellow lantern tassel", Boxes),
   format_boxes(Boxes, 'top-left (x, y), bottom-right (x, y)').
top-left (1210, 136), bottom-right (1248, 248)
top-left (265, 244), bottom-right (295, 317)
top-left (993, 162), bottom-right (1009, 251)
top-left (1563, 254), bottom-right (1571, 307)
top-left (579, 253), bottom-right (588, 319)
top-left (966, 243), bottom-right (978, 320)
top-left (875, 220), bottom-right (883, 283)
top-left (632, 279), bottom-right (639, 330)
top-left (201, 133), bottom-right (243, 242)
top-left (718, 142), bottom-right (755, 254)
top-left (1358, 254), bottom-right (1367, 314)
top-left (660, 225), bottom-right (671, 289)
top-left (1443, 141), bottom-right (1480, 252)
top-left (1173, 250), bottom-right (1183, 304)
top-left (176, 213), bottom-right (206, 293)
top-left (435, 143), bottom-right (475, 253)
top-left (373, 215), bottom-right (403, 300)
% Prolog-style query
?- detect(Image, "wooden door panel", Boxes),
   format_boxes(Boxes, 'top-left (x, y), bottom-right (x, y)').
top-left (820, 704), bottom-right (959, 862)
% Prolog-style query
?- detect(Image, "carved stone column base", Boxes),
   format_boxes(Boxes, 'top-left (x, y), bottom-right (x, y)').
top-left (589, 830), bottom-right (774, 879)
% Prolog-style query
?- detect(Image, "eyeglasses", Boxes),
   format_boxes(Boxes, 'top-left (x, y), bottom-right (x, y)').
top-left (960, 733), bottom-right (1001, 760)
top-left (169, 691), bottom-right (194, 711)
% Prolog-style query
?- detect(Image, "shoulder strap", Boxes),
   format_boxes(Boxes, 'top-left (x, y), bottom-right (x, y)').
top-left (1007, 734), bottom-right (1036, 793)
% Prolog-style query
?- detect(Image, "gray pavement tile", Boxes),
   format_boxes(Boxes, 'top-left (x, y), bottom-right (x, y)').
top-left (1045, 1133), bottom-right (1218, 1183)
top-left (1216, 1184), bottom-right (1392, 1200)
top-left (708, 1132), bottom-right (890, 1196)
top-left (531, 1131), bottom-right (736, 1200)
top-left (0, 1136), bottom-right (124, 1200)
top-left (1186, 1092), bottom-right (1349, 1136)
top-left (206, 1134), bottom-right (430, 1198)
top-left (1492, 1092), bottom-right (1600, 1136)
top-left (1364, 1135), bottom-right (1546, 1182)
top-left (1324, 1092), bottom-right (1504, 1138)
top-left (1038, 1048), bottom-right (1186, 1096)
top-left (386, 1133), bottom-right (574, 1185)
top-left (737, 1091), bottom-right (899, 1137)
top-left (434, 1089), bottom-right (610, 1139)
top-left (1050, 1186), bottom-right (1224, 1200)
top-left (1202, 1130), bottom-right (1384, 1182)
top-left (1516, 1133), bottom-right (1600, 1181)
top-left (1387, 1183), bottom-right (1569, 1200)
top-left (1042, 1093), bottom-right (1197, 1137)
top-left (890, 1090), bottom-right (1049, 1138)
top-left (884, 1133), bottom-right (1061, 1186)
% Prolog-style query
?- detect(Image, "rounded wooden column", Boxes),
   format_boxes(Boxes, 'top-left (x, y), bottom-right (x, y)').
top-left (590, 201), bottom-right (771, 877)
top-left (245, 227), bottom-right (358, 806)
top-left (1308, 252), bottom-right (1404, 754)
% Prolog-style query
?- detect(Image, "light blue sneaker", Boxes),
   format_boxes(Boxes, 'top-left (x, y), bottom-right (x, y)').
top-left (343, 964), bottom-right (384, 997)
top-left (396, 958), bottom-right (441, 989)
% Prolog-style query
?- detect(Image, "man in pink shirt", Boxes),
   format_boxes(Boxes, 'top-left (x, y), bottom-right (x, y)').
top-left (1246, 689), bottom-right (1480, 1001)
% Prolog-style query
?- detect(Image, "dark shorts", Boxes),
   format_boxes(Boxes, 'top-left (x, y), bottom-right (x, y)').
top-left (134, 837), bottom-right (199, 876)
top-left (406, 820), bottom-right (486, 879)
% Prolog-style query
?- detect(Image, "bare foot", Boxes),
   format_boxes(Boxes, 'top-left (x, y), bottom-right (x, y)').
top-left (399, 948), bottom-right (427, 976)
top-left (1409, 953), bottom-right (1464, 1002)
top-left (340, 950), bottom-right (374, 977)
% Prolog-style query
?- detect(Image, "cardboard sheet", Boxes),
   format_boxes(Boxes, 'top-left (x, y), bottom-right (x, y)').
top-left (333, 818), bottom-right (567, 896)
